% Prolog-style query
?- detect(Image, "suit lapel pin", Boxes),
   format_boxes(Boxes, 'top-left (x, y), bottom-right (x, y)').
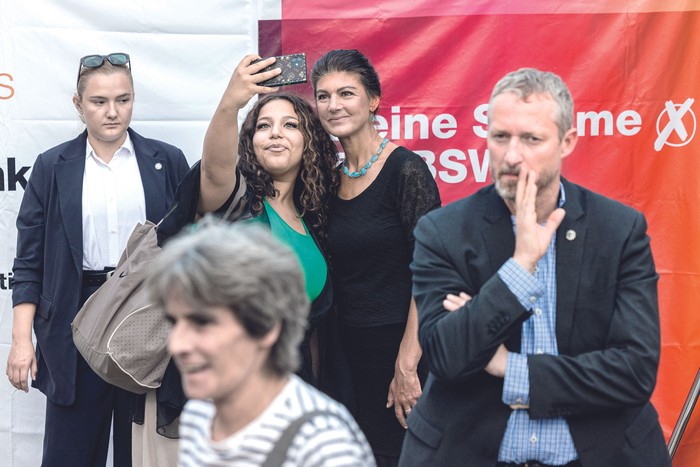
top-left (155, 162), bottom-right (163, 170)
top-left (566, 229), bottom-right (576, 241)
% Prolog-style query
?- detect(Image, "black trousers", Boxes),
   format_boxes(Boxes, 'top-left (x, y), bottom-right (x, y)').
top-left (40, 283), bottom-right (132, 467)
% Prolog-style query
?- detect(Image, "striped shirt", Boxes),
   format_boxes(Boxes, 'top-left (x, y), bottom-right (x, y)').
top-left (496, 183), bottom-right (579, 464)
top-left (177, 375), bottom-right (376, 466)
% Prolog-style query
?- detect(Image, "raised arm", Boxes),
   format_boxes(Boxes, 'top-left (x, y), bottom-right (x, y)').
top-left (199, 54), bottom-right (280, 212)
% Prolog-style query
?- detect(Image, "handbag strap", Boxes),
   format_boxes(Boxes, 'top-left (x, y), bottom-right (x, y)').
top-left (219, 171), bottom-right (250, 222)
top-left (156, 200), bottom-right (180, 228)
top-left (261, 409), bottom-right (345, 467)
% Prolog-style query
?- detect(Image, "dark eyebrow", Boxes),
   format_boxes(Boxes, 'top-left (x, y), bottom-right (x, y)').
top-left (257, 115), bottom-right (299, 121)
top-left (181, 308), bottom-right (219, 322)
top-left (87, 93), bottom-right (132, 100)
top-left (316, 85), bottom-right (359, 94)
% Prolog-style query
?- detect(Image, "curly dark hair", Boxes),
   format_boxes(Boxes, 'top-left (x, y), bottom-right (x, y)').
top-left (237, 93), bottom-right (339, 238)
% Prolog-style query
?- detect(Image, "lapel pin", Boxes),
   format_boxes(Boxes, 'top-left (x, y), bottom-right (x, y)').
top-left (155, 162), bottom-right (163, 170)
top-left (566, 229), bottom-right (576, 241)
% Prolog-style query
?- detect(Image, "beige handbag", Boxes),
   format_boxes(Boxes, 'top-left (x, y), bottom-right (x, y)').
top-left (72, 220), bottom-right (169, 394)
top-left (72, 164), bottom-right (251, 394)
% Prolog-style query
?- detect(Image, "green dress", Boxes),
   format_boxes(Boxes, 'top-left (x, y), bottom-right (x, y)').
top-left (248, 198), bottom-right (327, 302)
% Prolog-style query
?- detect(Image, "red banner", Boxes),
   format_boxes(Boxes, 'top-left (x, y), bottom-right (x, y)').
top-left (261, 2), bottom-right (700, 463)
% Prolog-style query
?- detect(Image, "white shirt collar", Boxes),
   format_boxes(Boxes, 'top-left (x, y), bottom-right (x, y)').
top-left (85, 132), bottom-right (135, 164)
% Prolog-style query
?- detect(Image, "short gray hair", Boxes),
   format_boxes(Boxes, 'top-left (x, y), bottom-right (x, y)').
top-left (489, 68), bottom-right (574, 139)
top-left (146, 220), bottom-right (309, 376)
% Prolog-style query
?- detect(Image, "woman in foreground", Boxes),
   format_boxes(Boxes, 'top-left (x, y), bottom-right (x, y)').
top-left (147, 222), bottom-right (375, 466)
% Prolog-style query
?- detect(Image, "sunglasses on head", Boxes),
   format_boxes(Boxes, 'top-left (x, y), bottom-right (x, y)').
top-left (77, 53), bottom-right (131, 87)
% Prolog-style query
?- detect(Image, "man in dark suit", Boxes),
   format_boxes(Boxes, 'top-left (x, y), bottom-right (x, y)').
top-left (399, 68), bottom-right (671, 467)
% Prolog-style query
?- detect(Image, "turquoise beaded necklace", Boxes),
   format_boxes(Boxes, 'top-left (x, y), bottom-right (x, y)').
top-left (342, 137), bottom-right (389, 178)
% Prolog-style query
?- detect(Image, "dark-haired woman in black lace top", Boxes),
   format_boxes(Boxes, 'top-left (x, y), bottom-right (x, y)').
top-left (311, 49), bottom-right (441, 467)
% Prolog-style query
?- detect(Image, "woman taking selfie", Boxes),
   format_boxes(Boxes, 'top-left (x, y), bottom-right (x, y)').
top-left (6, 53), bottom-right (189, 466)
top-left (311, 49), bottom-right (441, 466)
top-left (140, 54), bottom-right (339, 465)
top-left (160, 54), bottom-right (339, 386)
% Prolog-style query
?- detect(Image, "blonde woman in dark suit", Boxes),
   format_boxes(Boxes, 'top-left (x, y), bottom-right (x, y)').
top-left (6, 53), bottom-right (189, 467)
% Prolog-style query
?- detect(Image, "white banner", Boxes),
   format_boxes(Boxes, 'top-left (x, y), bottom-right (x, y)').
top-left (0, 0), bottom-right (280, 464)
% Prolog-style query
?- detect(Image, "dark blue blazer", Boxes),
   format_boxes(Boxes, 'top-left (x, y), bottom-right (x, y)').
top-left (12, 128), bottom-right (189, 405)
top-left (400, 179), bottom-right (670, 467)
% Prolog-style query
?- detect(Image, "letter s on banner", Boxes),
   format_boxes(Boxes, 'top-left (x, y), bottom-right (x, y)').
top-left (0, 73), bottom-right (15, 100)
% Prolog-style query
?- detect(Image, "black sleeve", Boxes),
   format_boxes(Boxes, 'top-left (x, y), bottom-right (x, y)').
top-left (396, 150), bottom-right (442, 253)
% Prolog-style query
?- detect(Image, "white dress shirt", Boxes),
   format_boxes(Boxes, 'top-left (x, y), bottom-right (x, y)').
top-left (82, 133), bottom-right (146, 270)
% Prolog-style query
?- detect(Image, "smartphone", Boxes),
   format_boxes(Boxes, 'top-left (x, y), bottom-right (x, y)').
top-left (253, 53), bottom-right (307, 87)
